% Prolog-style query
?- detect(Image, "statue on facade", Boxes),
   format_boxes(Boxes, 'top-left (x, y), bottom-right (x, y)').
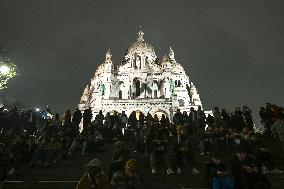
top-left (169, 79), bottom-right (175, 94)
top-left (99, 81), bottom-right (105, 96)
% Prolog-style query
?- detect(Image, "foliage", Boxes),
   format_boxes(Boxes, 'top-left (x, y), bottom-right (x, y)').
top-left (0, 46), bottom-right (19, 90)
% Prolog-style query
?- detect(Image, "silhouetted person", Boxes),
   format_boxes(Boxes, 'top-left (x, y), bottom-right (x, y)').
top-left (83, 108), bottom-right (92, 131)
top-left (72, 108), bottom-right (82, 132)
top-left (173, 109), bottom-right (183, 126)
top-left (243, 106), bottom-right (254, 131)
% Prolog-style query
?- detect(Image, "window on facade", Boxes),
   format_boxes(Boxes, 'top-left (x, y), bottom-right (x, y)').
top-left (119, 90), bottom-right (122, 99)
top-left (154, 90), bottom-right (157, 98)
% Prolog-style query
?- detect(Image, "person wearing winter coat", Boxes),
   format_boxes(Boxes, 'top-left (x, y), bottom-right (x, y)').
top-left (111, 159), bottom-right (142, 189)
top-left (174, 130), bottom-right (200, 174)
top-left (76, 159), bottom-right (109, 189)
top-left (230, 146), bottom-right (270, 189)
top-left (205, 153), bottom-right (234, 189)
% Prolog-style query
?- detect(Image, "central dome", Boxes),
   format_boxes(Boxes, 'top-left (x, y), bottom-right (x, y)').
top-left (126, 29), bottom-right (157, 62)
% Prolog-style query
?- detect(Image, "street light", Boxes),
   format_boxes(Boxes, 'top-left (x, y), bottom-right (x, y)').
top-left (0, 65), bottom-right (10, 75)
top-left (0, 62), bottom-right (18, 90)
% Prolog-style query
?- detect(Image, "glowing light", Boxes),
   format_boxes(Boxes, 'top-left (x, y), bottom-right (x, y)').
top-left (0, 65), bottom-right (10, 75)
top-left (35, 108), bottom-right (40, 112)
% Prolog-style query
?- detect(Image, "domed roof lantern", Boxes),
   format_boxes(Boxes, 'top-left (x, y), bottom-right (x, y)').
top-left (106, 49), bottom-right (112, 61)
top-left (169, 46), bottom-right (176, 62)
top-left (125, 26), bottom-right (157, 63)
top-left (137, 25), bottom-right (144, 42)
top-left (162, 54), bottom-right (169, 62)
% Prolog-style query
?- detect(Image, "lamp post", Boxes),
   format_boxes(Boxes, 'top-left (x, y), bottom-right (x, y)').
top-left (0, 65), bottom-right (10, 75)
top-left (0, 62), bottom-right (18, 90)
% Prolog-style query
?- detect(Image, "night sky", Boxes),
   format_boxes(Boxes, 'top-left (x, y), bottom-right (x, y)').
top-left (0, 0), bottom-right (283, 123)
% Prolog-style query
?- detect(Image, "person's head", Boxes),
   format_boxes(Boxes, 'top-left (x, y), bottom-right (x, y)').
top-left (176, 125), bottom-right (184, 136)
top-left (236, 146), bottom-right (247, 161)
top-left (212, 153), bottom-right (221, 164)
top-left (114, 140), bottom-right (126, 150)
top-left (214, 107), bottom-right (219, 112)
top-left (237, 151), bottom-right (246, 161)
top-left (242, 127), bottom-right (250, 136)
top-left (125, 159), bottom-right (136, 172)
top-left (84, 159), bottom-right (102, 174)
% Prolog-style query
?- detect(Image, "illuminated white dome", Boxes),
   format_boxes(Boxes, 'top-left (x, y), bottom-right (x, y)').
top-left (125, 29), bottom-right (157, 63)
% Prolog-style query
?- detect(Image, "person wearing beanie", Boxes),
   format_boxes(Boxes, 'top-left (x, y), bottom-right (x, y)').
top-left (76, 159), bottom-right (109, 189)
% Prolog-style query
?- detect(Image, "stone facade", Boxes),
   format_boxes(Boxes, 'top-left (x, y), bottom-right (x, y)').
top-left (79, 28), bottom-right (204, 120)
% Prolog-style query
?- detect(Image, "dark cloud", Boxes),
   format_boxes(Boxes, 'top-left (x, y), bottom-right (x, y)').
top-left (0, 0), bottom-right (283, 122)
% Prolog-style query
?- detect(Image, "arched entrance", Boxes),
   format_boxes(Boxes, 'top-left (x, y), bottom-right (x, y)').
top-left (153, 109), bottom-right (169, 121)
top-left (135, 80), bottom-right (140, 97)
top-left (119, 90), bottom-right (122, 99)
top-left (133, 78), bottom-right (141, 97)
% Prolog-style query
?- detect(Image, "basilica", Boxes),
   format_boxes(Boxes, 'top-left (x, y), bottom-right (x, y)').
top-left (78, 28), bottom-right (204, 120)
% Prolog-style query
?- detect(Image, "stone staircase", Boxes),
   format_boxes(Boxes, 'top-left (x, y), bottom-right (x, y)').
top-left (1, 134), bottom-right (284, 189)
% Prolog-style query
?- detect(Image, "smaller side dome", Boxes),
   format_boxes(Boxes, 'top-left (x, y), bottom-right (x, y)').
top-left (171, 63), bottom-right (185, 74)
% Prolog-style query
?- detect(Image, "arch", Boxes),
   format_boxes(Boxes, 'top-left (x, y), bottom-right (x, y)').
top-left (151, 109), bottom-right (169, 121)
top-left (149, 107), bottom-right (170, 119)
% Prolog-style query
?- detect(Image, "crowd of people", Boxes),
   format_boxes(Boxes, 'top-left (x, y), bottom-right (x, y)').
top-left (0, 103), bottom-right (284, 189)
